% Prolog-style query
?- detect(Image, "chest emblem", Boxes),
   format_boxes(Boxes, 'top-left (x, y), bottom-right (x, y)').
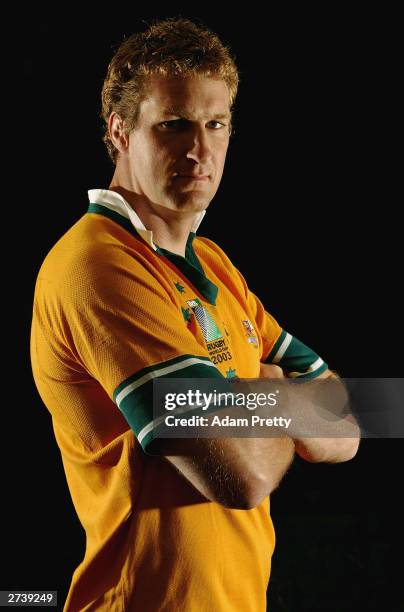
top-left (187, 298), bottom-right (222, 342)
top-left (242, 320), bottom-right (259, 347)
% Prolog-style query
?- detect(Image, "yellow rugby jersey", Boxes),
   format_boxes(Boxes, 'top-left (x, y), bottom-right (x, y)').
top-left (30, 189), bottom-right (328, 611)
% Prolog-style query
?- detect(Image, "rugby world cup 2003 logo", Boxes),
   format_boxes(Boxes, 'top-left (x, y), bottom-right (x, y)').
top-left (187, 299), bottom-right (222, 342)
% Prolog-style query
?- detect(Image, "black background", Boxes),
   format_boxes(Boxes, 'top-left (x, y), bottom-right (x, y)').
top-left (5, 9), bottom-right (402, 611)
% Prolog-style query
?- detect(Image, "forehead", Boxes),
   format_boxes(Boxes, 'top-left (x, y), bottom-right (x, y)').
top-left (140, 74), bottom-right (231, 119)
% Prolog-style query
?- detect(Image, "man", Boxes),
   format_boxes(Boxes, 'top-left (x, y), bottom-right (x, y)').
top-left (30, 18), bottom-right (359, 611)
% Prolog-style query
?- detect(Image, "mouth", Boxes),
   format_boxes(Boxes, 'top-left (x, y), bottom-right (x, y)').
top-left (173, 173), bottom-right (210, 182)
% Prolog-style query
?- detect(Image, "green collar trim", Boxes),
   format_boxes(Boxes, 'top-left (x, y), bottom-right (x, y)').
top-left (88, 203), bottom-right (136, 236)
top-left (157, 235), bottom-right (218, 305)
top-left (87, 203), bottom-right (218, 305)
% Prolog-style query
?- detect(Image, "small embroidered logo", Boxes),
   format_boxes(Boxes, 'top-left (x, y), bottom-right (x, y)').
top-left (175, 281), bottom-right (186, 293)
top-left (242, 320), bottom-right (259, 346)
top-left (226, 367), bottom-right (237, 379)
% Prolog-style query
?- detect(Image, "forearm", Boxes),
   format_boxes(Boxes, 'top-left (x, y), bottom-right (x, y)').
top-left (293, 426), bottom-right (361, 463)
top-left (285, 371), bottom-right (361, 463)
top-left (233, 365), bottom-right (358, 478)
top-left (158, 434), bottom-right (296, 508)
top-left (293, 383), bottom-right (360, 463)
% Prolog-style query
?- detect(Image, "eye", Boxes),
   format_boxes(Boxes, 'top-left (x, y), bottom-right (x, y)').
top-left (159, 120), bottom-right (188, 130)
top-left (207, 121), bottom-right (226, 129)
top-left (158, 119), bottom-right (227, 130)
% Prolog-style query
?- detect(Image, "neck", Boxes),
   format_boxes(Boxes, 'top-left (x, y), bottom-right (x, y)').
top-left (108, 184), bottom-right (200, 258)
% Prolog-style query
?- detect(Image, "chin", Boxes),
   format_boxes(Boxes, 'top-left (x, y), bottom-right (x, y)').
top-left (180, 200), bottom-right (209, 211)
top-left (169, 194), bottom-right (211, 212)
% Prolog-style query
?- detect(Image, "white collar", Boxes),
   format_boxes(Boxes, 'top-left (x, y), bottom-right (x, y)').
top-left (88, 189), bottom-right (206, 251)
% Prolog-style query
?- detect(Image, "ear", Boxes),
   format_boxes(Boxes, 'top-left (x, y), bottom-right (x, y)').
top-left (108, 112), bottom-right (129, 154)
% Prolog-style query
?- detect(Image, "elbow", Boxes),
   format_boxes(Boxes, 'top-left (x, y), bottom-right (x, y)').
top-left (295, 436), bottom-right (361, 464)
top-left (226, 441), bottom-right (295, 508)
top-left (336, 437), bottom-right (360, 462)
top-left (218, 473), bottom-right (272, 510)
top-left (323, 437), bottom-right (361, 464)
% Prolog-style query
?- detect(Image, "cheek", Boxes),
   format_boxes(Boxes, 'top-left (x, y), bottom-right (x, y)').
top-left (148, 140), bottom-right (175, 172)
top-left (130, 133), bottom-right (162, 166)
top-left (216, 144), bottom-right (229, 174)
top-left (130, 146), bottom-right (160, 185)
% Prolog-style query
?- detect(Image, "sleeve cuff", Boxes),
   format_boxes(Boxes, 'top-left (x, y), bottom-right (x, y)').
top-left (113, 354), bottom-right (224, 452)
top-left (265, 330), bottom-right (328, 380)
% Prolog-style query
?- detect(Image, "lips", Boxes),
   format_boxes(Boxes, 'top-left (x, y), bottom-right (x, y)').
top-left (173, 173), bottom-right (209, 181)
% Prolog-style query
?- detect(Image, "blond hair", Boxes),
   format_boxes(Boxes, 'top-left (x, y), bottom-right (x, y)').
top-left (101, 17), bottom-right (239, 164)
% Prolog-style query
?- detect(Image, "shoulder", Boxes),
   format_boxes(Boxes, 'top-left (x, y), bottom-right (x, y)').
top-left (34, 214), bottom-right (165, 304)
top-left (194, 236), bottom-right (237, 271)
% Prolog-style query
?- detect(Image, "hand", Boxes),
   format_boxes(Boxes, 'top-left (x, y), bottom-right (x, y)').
top-left (259, 363), bottom-right (284, 379)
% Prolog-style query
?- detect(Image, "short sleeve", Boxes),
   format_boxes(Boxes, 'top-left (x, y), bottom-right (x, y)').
top-left (235, 269), bottom-right (329, 380)
top-left (49, 247), bottom-right (224, 452)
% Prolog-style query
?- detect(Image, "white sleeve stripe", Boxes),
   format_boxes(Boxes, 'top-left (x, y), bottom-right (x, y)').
top-left (272, 332), bottom-right (293, 363)
top-left (137, 398), bottom-right (211, 445)
top-left (138, 413), bottom-right (169, 445)
top-left (288, 357), bottom-right (325, 378)
top-left (115, 357), bottom-right (216, 407)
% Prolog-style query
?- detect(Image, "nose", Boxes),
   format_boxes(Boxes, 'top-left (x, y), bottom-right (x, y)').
top-left (185, 125), bottom-right (213, 165)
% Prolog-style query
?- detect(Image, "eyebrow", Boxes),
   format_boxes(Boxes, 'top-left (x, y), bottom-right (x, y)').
top-left (162, 106), bottom-right (232, 121)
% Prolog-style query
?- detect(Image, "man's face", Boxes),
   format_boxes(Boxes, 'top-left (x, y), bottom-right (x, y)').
top-left (125, 74), bottom-right (231, 214)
